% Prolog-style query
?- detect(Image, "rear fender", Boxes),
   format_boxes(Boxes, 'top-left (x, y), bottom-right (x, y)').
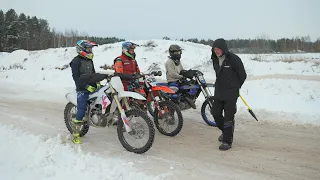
top-left (151, 85), bottom-right (175, 94)
top-left (65, 92), bottom-right (77, 105)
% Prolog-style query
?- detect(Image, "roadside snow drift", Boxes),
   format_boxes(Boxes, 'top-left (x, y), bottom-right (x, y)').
top-left (0, 123), bottom-right (159, 180)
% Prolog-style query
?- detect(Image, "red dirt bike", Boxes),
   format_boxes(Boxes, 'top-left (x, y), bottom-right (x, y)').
top-left (127, 71), bottom-right (184, 137)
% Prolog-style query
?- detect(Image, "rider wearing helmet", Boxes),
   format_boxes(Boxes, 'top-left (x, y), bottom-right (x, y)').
top-left (165, 44), bottom-right (184, 83)
top-left (113, 42), bottom-right (141, 91)
top-left (69, 39), bottom-right (98, 144)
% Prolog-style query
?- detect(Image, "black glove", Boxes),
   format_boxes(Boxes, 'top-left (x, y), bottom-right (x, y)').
top-left (80, 73), bottom-right (108, 84)
top-left (132, 73), bottom-right (142, 79)
top-left (116, 73), bottom-right (134, 80)
top-left (179, 70), bottom-right (187, 75)
top-left (180, 69), bottom-right (195, 79)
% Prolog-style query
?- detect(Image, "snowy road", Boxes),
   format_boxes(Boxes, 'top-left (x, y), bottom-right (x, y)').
top-left (1, 86), bottom-right (319, 180)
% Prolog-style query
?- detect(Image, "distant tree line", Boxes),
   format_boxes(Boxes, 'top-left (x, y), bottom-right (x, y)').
top-left (0, 9), bottom-right (125, 52)
top-left (163, 35), bottom-right (320, 53)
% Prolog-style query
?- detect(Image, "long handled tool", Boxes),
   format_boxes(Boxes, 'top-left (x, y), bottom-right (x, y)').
top-left (239, 95), bottom-right (258, 121)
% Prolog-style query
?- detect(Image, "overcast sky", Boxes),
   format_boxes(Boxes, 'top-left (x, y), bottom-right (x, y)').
top-left (1, 0), bottom-right (319, 41)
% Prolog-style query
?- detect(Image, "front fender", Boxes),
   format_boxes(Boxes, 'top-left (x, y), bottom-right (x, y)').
top-left (118, 91), bottom-right (146, 100)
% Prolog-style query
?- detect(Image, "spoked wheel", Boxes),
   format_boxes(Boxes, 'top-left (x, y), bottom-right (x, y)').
top-left (153, 100), bottom-right (184, 136)
top-left (117, 109), bottom-right (155, 154)
top-left (63, 102), bottom-right (90, 137)
top-left (201, 96), bottom-right (217, 126)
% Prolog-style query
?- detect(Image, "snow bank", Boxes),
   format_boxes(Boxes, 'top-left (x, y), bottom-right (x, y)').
top-left (0, 123), bottom-right (159, 180)
top-left (1, 40), bottom-right (320, 81)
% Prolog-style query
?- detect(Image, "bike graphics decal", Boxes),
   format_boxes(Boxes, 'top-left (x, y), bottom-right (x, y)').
top-left (102, 95), bottom-right (111, 113)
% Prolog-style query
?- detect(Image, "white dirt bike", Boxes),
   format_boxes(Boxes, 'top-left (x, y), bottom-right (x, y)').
top-left (64, 73), bottom-right (155, 154)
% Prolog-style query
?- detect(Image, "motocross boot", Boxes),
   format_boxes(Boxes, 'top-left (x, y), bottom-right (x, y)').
top-left (72, 119), bottom-right (83, 144)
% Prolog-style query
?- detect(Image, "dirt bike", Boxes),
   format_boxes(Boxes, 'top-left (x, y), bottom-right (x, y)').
top-left (154, 69), bottom-right (217, 126)
top-left (64, 73), bottom-right (155, 154)
top-left (127, 71), bottom-right (184, 137)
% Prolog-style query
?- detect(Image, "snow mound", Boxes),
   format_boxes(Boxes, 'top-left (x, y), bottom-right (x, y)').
top-left (0, 123), bottom-right (159, 180)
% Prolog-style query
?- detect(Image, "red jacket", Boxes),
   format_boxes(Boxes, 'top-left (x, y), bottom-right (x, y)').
top-left (114, 53), bottom-right (140, 90)
top-left (114, 53), bottom-right (140, 74)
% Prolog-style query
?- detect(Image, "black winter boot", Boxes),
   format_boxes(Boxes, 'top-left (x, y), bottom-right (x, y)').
top-left (219, 142), bottom-right (232, 151)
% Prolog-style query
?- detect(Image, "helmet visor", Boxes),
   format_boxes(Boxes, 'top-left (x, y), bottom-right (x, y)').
top-left (129, 44), bottom-right (137, 49)
top-left (85, 47), bottom-right (93, 53)
top-left (172, 50), bottom-right (182, 55)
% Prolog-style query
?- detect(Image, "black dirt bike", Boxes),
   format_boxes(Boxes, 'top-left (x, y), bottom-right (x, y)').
top-left (149, 69), bottom-right (218, 126)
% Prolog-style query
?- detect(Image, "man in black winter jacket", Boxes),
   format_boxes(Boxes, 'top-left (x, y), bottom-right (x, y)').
top-left (211, 38), bottom-right (247, 151)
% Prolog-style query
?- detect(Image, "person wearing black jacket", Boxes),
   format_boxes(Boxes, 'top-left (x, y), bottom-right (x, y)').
top-left (211, 38), bottom-right (247, 151)
top-left (69, 40), bottom-right (99, 144)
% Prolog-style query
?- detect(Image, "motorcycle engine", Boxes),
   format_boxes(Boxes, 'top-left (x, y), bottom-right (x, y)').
top-left (90, 104), bottom-right (103, 125)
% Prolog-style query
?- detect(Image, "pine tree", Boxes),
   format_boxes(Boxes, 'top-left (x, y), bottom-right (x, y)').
top-left (26, 16), bottom-right (40, 50)
top-left (0, 10), bottom-right (5, 51)
top-left (38, 19), bottom-right (51, 49)
top-left (5, 9), bottom-right (20, 52)
top-left (18, 13), bottom-right (29, 50)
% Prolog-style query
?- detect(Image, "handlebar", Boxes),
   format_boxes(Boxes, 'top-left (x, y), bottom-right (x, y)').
top-left (179, 69), bottom-right (203, 78)
top-left (116, 71), bottom-right (162, 81)
top-left (80, 71), bottom-right (162, 84)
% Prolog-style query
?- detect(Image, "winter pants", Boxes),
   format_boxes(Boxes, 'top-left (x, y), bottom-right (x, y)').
top-left (76, 91), bottom-right (89, 120)
top-left (211, 98), bottom-right (238, 145)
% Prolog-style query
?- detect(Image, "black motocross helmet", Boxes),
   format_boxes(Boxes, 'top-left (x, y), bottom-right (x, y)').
top-left (169, 44), bottom-right (183, 64)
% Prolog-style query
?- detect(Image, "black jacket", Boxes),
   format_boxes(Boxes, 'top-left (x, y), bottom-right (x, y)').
top-left (70, 55), bottom-right (97, 91)
top-left (211, 38), bottom-right (247, 100)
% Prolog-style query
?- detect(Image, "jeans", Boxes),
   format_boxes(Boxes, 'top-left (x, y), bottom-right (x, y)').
top-left (76, 91), bottom-right (89, 120)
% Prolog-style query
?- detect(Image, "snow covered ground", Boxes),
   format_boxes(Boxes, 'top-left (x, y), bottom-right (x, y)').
top-left (1, 39), bottom-right (320, 179)
top-left (0, 123), bottom-right (159, 180)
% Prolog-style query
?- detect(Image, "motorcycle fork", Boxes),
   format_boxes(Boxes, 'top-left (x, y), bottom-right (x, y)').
top-left (150, 89), bottom-right (168, 116)
top-left (196, 78), bottom-right (214, 107)
top-left (111, 87), bottom-right (132, 132)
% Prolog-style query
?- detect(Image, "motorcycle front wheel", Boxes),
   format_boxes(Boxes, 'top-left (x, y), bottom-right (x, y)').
top-left (117, 109), bottom-right (155, 154)
top-left (153, 100), bottom-right (184, 136)
top-left (200, 96), bottom-right (217, 126)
